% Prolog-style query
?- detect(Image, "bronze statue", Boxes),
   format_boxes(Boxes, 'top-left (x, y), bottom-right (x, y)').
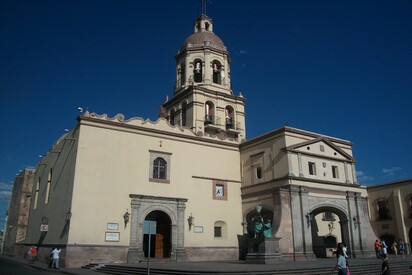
top-left (251, 205), bottom-right (273, 239)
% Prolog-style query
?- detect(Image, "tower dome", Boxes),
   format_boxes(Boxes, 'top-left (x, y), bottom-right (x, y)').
top-left (179, 15), bottom-right (227, 53)
top-left (182, 30), bottom-right (226, 52)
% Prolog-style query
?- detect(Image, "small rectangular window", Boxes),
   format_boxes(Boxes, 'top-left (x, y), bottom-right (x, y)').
top-left (213, 181), bottom-right (227, 200)
top-left (323, 212), bottom-right (335, 221)
top-left (377, 200), bottom-right (390, 220)
top-left (33, 178), bottom-right (40, 209)
top-left (256, 166), bottom-right (262, 179)
top-left (214, 226), bottom-right (222, 238)
top-left (308, 162), bottom-right (316, 175)
top-left (149, 151), bottom-right (171, 184)
top-left (409, 197), bottom-right (412, 218)
top-left (153, 157), bottom-right (167, 179)
top-left (332, 166), bottom-right (339, 178)
top-left (45, 169), bottom-right (52, 204)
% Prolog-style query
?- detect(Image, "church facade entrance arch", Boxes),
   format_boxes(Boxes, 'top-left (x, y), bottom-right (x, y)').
top-left (127, 195), bottom-right (187, 263)
top-left (308, 206), bottom-right (350, 258)
top-left (243, 185), bottom-right (379, 261)
top-left (143, 210), bottom-right (171, 258)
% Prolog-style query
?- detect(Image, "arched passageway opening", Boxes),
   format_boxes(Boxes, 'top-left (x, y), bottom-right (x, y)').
top-left (380, 233), bottom-right (396, 254)
top-left (309, 207), bottom-right (350, 258)
top-left (143, 210), bottom-right (171, 258)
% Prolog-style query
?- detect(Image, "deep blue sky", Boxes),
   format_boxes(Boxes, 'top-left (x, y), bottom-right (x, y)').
top-left (1, 0), bottom-right (411, 229)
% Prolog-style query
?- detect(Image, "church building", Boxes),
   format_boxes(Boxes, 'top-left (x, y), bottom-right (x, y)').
top-left (21, 9), bottom-right (379, 267)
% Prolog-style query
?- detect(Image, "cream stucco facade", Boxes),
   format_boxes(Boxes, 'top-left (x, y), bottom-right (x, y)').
top-left (240, 127), bottom-right (377, 260)
top-left (11, 9), bottom-right (410, 268)
top-left (367, 179), bottom-right (412, 254)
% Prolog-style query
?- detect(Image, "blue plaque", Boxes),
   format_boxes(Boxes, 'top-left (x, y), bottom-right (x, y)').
top-left (143, 221), bottom-right (157, 235)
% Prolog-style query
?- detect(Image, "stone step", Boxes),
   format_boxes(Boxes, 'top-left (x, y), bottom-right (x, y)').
top-left (88, 261), bottom-right (412, 275)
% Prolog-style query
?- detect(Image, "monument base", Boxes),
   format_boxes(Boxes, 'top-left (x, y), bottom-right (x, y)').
top-left (245, 237), bottom-right (282, 264)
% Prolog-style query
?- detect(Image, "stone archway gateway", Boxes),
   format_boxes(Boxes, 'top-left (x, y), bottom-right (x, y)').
top-left (127, 195), bottom-right (188, 263)
top-left (143, 210), bottom-right (172, 258)
top-left (309, 206), bottom-right (350, 258)
top-left (243, 185), bottom-right (379, 261)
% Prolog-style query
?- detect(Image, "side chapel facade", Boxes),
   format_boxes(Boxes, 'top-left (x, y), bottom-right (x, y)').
top-left (20, 12), bottom-right (380, 267)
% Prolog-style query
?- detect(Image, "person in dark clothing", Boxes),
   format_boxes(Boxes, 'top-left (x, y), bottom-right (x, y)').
top-left (381, 254), bottom-right (390, 275)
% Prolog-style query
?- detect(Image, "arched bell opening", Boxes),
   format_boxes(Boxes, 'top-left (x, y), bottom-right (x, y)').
top-left (193, 59), bottom-right (203, 83)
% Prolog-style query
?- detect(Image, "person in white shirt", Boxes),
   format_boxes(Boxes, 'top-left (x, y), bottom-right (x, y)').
top-left (51, 247), bottom-right (61, 269)
top-left (342, 243), bottom-right (348, 259)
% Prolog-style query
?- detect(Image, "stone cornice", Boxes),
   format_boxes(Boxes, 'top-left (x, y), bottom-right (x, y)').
top-left (241, 126), bottom-right (352, 150)
top-left (241, 176), bottom-right (363, 199)
top-left (129, 194), bottom-right (188, 203)
top-left (77, 111), bottom-right (241, 148)
top-left (169, 85), bottom-right (245, 106)
top-left (284, 136), bottom-right (355, 162)
top-left (367, 178), bottom-right (412, 190)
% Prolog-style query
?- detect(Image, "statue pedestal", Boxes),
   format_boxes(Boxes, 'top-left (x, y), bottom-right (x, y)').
top-left (246, 237), bottom-right (282, 264)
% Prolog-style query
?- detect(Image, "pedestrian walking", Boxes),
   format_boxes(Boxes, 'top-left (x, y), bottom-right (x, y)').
top-left (51, 247), bottom-right (61, 269)
top-left (332, 251), bottom-right (347, 275)
top-left (375, 239), bottom-right (381, 259)
top-left (398, 239), bottom-right (405, 258)
top-left (381, 240), bottom-right (388, 256)
top-left (381, 254), bottom-right (390, 275)
top-left (27, 246), bottom-right (37, 264)
top-left (391, 241), bottom-right (397, 257)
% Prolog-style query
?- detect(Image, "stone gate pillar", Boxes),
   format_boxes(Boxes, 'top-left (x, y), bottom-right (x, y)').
top-left (289, 185), bottom-right (316, 260)
top-left (176, 199), bottom-right (186, 261)
top-left (346, 191), bottom-right (362, 257)
top-left (128, 200), bottom-right (143, 263)
top-left (356, 194), bottom-right (378, 257)
top-left (299, 186), bottom-right (316, 260)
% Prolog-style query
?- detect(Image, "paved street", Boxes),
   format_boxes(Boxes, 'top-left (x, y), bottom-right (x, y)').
top-left (0, 256), bottom-right (56, 275)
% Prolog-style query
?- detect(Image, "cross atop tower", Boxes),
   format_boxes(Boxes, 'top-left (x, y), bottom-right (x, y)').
top-left (201, 0), bottom-right (211, 16)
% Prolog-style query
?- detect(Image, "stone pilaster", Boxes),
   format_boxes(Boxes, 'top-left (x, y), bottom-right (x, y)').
top-left (298, 153), bottom-right (304, 177)
top-left (344, 162), bottom-right (350, 184)
top-left (346, 191), bottom-right (363, 257)
top-left (127, 200), bottom-right (143, 263)
top-left (299, 186), bottom-right (315, 259)
top-left (287, 152), bottom-right (295, 177)
top-left (176, 199), bottom-right (187, 261)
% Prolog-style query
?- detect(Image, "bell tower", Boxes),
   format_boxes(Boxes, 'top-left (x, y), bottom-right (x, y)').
top-left (161, 7), bottom-right (246, 142)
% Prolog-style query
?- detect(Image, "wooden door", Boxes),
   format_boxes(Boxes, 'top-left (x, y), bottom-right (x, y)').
top-left (155, 233), bottom-right (164, 258)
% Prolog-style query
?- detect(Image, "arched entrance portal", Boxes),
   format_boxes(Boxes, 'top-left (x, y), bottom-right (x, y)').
top-left (143, 210), bottom-right (171, 258)
top-left (309, 207), bottom-right (350, 258)
top-left (380, 233), bottom-right (396, 254)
